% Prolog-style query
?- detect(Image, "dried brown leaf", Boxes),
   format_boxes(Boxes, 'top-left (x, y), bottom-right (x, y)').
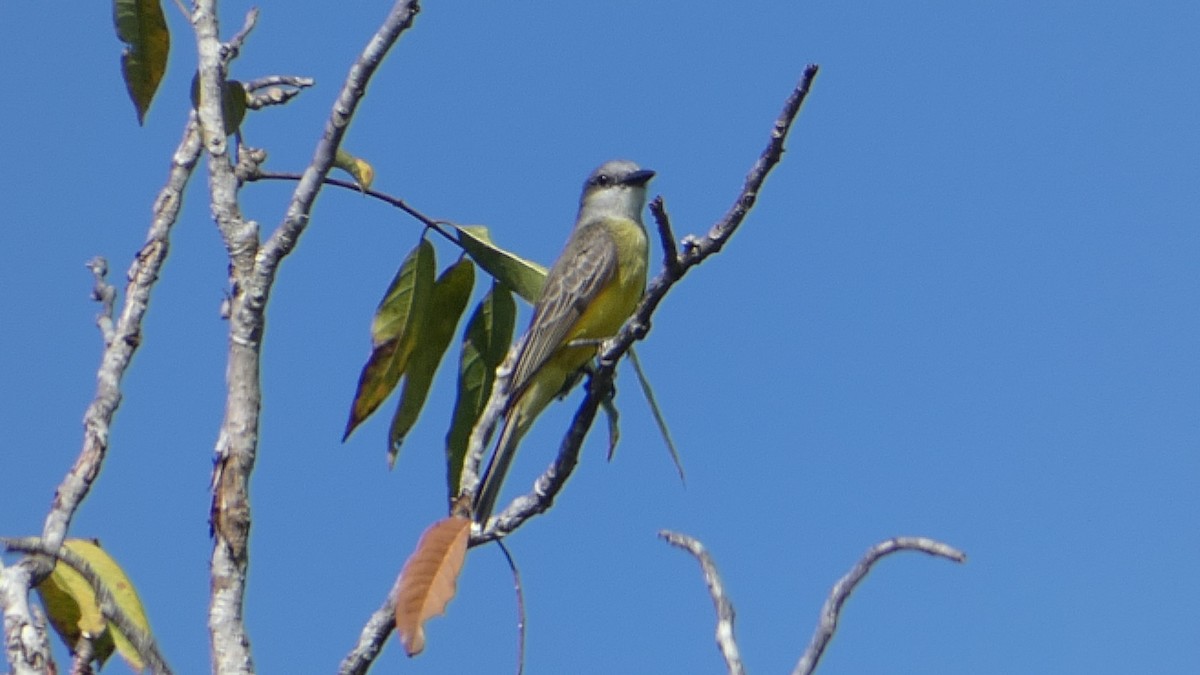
top-left (395, 516), bottom-right (471, 656)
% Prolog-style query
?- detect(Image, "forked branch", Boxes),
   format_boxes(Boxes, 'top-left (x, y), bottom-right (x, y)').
top-left (474, 64), bottom-right (821, 541)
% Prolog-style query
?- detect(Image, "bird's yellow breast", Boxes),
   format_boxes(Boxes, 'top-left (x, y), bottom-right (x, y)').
top-left (569, 217), bottom-right (648, 343)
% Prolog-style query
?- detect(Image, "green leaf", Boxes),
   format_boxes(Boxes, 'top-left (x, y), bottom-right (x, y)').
top-left (371, 239), bottom-right (436, 346)
top-left (388, 258), bottom-right (475, 467)
top-left (454, 225), bottom-right (548, 304)
top-left (113, 0), bottom-right (170, 125)
top-left (444, 282), bottom-right (516, 496)
top-left (628, 347), bottom-right (685, 482)
top-left (190, 72), bottom-right (248, 137)
top-left (344, 240), bottom-right (436, 441)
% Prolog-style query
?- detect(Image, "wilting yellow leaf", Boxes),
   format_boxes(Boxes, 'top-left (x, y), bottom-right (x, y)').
top-left (334, 148), bottom-right (375, 191)
top-left (36, 539), bottom-right (152, 672)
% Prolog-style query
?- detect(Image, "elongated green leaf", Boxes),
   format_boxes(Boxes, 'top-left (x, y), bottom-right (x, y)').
top-left (190, 72), bottom-right (248, 137)
top-left (344, 240), bottom-right (436, 441)
top-left (388, 258), bottom-right (475, 467)
top-left (113, 0), bottom-right (169, 125)
top-left (455, 225), bottom-right (547, 303)
top-left (444, 282), bottom-right (516, 496)
top-left (372, 239), bottom-right (436, 346)
top-left (628, 347), bottom-right (685, 482)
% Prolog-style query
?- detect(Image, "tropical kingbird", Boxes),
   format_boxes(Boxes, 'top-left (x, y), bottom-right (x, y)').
top-left (474, 159), bottom-right (656, 525)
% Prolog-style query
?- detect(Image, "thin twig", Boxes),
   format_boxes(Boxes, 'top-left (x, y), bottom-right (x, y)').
top-left (69, 635), bottom-right (95, 675)
top-left (37, 116), bottom-right (203, 560)
top-left (2, 538), bottom-right (174, 675)
top-left (495, 540), bottom-right (527, 675)
top-left (258, 0), bottom-right (422, 273)
top-left (337, 573), bottom-right (405, 675)
top-left (793, 537), bottom-right (966, 675)
top-left (475, 64), bottom-right (821, 539)
top-left (85, 258), bottom-right (115, 344)
top-left (659, 531), bottom-right (745, 675)
top-left (649, 196), bottom-right (680, 274)
top-left (251, 170), bottom-right (456, 244)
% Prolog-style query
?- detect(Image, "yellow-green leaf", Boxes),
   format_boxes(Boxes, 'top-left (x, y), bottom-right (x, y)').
top-left (388, 258), bottom-right (475, 467)
top-left (190, 72), bottom-right (248, 137)
top-left (334, 148), bottom-right (376, 192)
top-left (444, 281), bottom-right (516, 496)
top-left (455, 225), bottom-right (547, 304)
top-left (113, 0), bottom-right (169, 125)
top-left (36, 539), bottom-right (152, 672)
top-left (344, 240), bottom-right (436, 441)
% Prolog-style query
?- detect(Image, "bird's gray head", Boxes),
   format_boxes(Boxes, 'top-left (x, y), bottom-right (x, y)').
top-left (578, 159), bottom-right (655, 223)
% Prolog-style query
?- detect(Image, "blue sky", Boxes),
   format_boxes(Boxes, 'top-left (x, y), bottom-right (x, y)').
top-left (2, 1), bottom-right (1197, 673)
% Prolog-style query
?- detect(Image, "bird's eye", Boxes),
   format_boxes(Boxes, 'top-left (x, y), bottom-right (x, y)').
top-left (594, 173), bottom-right (613, 187)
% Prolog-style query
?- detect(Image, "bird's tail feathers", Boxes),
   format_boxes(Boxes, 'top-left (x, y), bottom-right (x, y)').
top-left (474, 415), bottom-right (520, 527)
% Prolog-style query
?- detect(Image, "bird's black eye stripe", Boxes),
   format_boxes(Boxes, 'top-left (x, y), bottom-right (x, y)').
top-left (593, 173), bottom-right (613, 187)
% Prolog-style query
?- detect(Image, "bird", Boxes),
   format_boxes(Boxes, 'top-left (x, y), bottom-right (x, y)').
top-left (474, 159), bottom-right (656, 525)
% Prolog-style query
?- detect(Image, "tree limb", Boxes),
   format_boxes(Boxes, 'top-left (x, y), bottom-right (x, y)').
top-left (35, 118), bottom-right (203, 564)
top-left (194, 3), bottom-right (422, 673)
top-left (793, 537), bottom-right (966, 675)
top-left (473, 64), bottom-right (821, 540)
top-left (258, 0), bottom-right (422, 274)
top-left (660, 531), bottom-right (745, 675)
top-left (1, 538), bottom-right (173, 675)
top-left (192, 5), bottom-right (265, 672)
top-left (0, 559), bottom-right (53, 675)
top-left (337, 571), bottom-right (407, 675)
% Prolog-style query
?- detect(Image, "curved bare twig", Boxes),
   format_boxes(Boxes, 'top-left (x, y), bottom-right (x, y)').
top-left (660, 531), bottom-right (745, 675)
top-left (251, 170), bottom-right (457, 244)
top-left (793, 537), bottom-right (966, 675)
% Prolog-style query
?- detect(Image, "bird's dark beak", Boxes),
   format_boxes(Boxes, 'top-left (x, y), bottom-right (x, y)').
top-left (624, 169), bottom-right (656, 186)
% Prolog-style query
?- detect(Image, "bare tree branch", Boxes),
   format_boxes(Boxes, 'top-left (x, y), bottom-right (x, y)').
top-left (193, 3), bottom-right (422, 673)
top-left (793, 537), bottom-right (966, 675)
top-left (1, 538), bottom-right (173, 675)
top-left (660, 531), bottom-right (745, 675)
top-left (648, 197), bottom-right (680, 275)
top-left (193, 4), bottom-right (265, 671)
top-left (34, 120), bottom-right (202, 562)
top-left (337, 571), bottom-right (407, 675)
top-left (473, 64), bottom-right (821, 540)
top-left (258, 0), bottom-right (422, 273)
top-left (0, 559), bottom-right (53, 675)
